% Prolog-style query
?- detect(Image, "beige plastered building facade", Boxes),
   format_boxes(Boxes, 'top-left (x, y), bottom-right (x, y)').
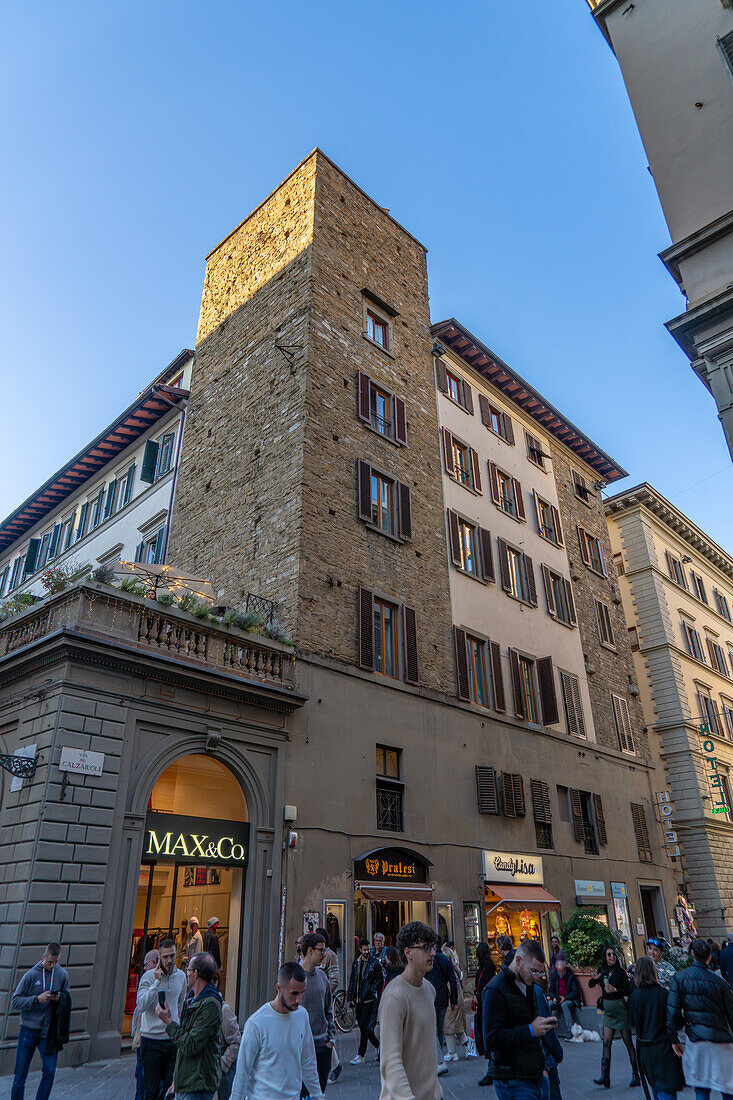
top-left (607, 484), bottom-right (733, 937)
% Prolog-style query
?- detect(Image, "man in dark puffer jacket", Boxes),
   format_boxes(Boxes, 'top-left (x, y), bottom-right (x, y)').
top-left (667, 938), bottom-right (733, 1100)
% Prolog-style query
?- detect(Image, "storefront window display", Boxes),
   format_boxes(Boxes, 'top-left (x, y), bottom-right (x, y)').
top-left (485, 892), bottom-right (544, 967)
top-left (482, 850), bottom-right (561, 969)
top-left (463, 902), bottom-right (481, 976)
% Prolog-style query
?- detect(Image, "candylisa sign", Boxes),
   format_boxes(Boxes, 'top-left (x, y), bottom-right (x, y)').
top-left (144, 811), bottom-right (249, 867)
top-left (482, 850), bottom-right (544, 884)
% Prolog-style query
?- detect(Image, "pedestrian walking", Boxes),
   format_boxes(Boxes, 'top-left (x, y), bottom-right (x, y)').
top-left (131, 949), bottom-right (159, 1100)
top-left (425, 937), bottom-right (458, 1076)
top-left (535, 979), bottom-right (564, 1100)
top-left (628, 956), bottom-right (685, 1100)
top-left (377, 920), bottom-right (442, 1100)
top-left (186, 917), bottom-right (203, 962)
top-left (709, 941), bottom-right (722, 975)
top-left (372, 933), bottom-right (388, 969)
top-left (667, 937), bottom-right (733, 1100)
top-left (155, 950), bottom-right (223, 1100)
top-left (383, 947), bottom-right (404, 987)
top-left (549, 936), bottom-right (567, 972)
top-left (497, 935), bottom-right (514, 962)
top-left (203, 918), bottom-right (222, 969)
top-left (10, 942), bottom-right (71, 1100)
top-left (299, 932), bottom-right (335, 1095)
top-left (314, 927), bottom-right (342, 1086)
top-left (549, 960), bottom-right (582, 1036)
top-left (472, 941), bottom-right (496, 1088)
top-left (347, 939), bottom-right (382, 1065)
top-left (175, 921), bottom-right (189, 968)
top-left (214, 969), bottom-right (241, 1100)
top-left (136, 937), bottom-right (187, 1100)
top-left (483, 938), bottom-right (558, 1100)
top-left (442, 942), bottom-right (468, 1062)
top-left (231, 960), bottom-right (323, 1100)
top-left (648, 939), bottom-right (676, 992)
top-left (720, 935), bottom-right (733, 991)
top-left (590, 945), bottom-right (640, 1088)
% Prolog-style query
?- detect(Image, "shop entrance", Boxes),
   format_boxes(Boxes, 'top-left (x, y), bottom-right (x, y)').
top-left (639, 884), bottom-right (667, 941)
top-left (353, 847), bottom-right (433, 953)
top-left (123, 755), bottom-right (248, 1037)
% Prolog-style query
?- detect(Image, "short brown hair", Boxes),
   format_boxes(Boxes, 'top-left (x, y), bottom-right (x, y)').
top-left (301, 932), bottom-right (326, 955)
top-left (634, 956), bottom-right (659, 987)
top-left (396, 921), bottom-right (437, 962)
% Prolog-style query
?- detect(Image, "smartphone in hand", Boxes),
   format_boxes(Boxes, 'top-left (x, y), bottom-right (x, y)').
top-left (158, 992), bottom-right (167, 1008)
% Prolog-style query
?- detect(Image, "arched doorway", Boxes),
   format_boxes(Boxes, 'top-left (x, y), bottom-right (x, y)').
top-left (123, 754), bottom-right (248, 1035)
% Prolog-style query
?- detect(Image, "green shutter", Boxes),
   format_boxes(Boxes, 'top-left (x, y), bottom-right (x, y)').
top-left (103, 480), bottom-right (117, 519)
top-left (140, 440), bottom-right (159, 483)
top-left (76, 502), bottom-right (89, 541)
top-left (47, 524), bottom-right (62, 560)
top-left (153, 528), bottom-right (166, 564)
top-left (23, 539), bottom-right (40, 577)
top-left (134, 541), bottom-right (144, 562)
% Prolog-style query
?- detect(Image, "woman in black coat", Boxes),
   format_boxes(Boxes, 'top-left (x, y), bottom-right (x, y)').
top-left (473, 942), bottom-right (496, 1087)
top-left (628, 956), bottom-right (685, 1100)
top-left (589, 945), bottom-right (639, 1088)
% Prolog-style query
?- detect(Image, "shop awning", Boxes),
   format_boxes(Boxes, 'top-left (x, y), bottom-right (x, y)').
top-left (359, 884), bottom-right (434, 902)
top-left (485, 884), bottom-right (561, 911)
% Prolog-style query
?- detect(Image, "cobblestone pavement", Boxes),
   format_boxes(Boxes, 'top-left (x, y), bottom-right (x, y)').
top-left (0, 1028), bottom-right (692, 1100)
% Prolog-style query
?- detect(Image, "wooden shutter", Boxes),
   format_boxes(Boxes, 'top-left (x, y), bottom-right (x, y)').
top-left (397, 482), bottom-right (412, 541)
top-left (448, 510), bottom-right (462, 566)
top-left (509, 649), bottom-right (525, 718)
top-left (577, 526), bottom-right (590, 566)
top-left (403, 605), bottom-right (419, 684)
top-left (436, 360), bottom-right (448, 392)
top-left (394, 396), bottom-right (407, 445)
top-left (479, 393), bottom-right (491, 427)
top-left (707, 638), bottom-right (719, 672)
top-left (631, 803), bottom-right (653, 862)
top-left (598, 541), bottom-right (608, 578)
top-left (358, 587), bottom-right (374, 670)
top-left (531, 780), bottom-right (552, 824)
top-left (565, 579), bottom-right (577, 625)
top-left (488, 461), bottom-right (501, 506)
top-left (612, 693), bottom-right (635, 753)
top-left (513, 478), bottom-right (526, 520)
top-left (462, 382), bottom-right (474, 415)
top-left (153, 528), bottom-right (166, 565)
top-left (479, 528), bottom-right (495, 583)
top-left (470, 449), bottom-right (483, 493)
top-left (569, 789), bottom-right (584, 842)
top-left (593, 794), bottom-right (607, 846)
top-left (48, 523), bottom-right (62, 558)
top-left (541, 565), bottom-right (556, 617)
top-left (502, 772), bottom-right (526, 818)
top-left (475, 766), bottom-right (499, 815)
top-left (134, 541), bottom-right (144, 562)
top-left (357, 371), bottom-right (371, 422)
top-left (524, 554), bottom-right (538, 606)
top-left (23, 539), bottom-right (40, 577)
top-left (104, 479), bottom-right (117, 519)
top-left (665, 550), bottom-right (676, 582)
top-left (454, 626), bottom-right (470, 700)
top-left (552, 505), bottom-right (564, 546)
top-left (537, 656), bottom-right (559, 725)
top-left (502, 413), bottom-right (515, 445)
top-left (141, 439), bottom-right (159, 484)
top-left (442, 428), bottom-right (455, 475)
top-left (490, 641), bottom-right (505, 712)
top-left (498, 539), bottom-right (511, 593)
top-left (532, 490), bottom-right (543, 535)
top-left (357, 460), bottom-right (372, 521)
top-left (76, 501), bottom-right (89, 542)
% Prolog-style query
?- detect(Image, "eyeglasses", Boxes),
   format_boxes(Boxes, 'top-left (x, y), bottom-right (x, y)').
top-left (411, 944), bottom-right (437, 954)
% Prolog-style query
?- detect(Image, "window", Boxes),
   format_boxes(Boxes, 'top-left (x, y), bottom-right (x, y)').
top-left (370, 385), bottom-right (392, 436)
top-left (595, 599), bottom-right (615, 648)
top-left (488, 462), bottom-right (524, 520)
top-left (442, 429), bottom-right (481, 492)
top-left (479, 395), bottom-right (514, 444)
top-left (447, 512), bottom-right (493, 582)
top-left (498, 539), bottom-right (537, 605)
top-left (121, 465), bottom-right (136, 508)
top-left (75, 502), bottom-right (89, 543)
top-left (358, 588), bottom-right (418, 685)
top-left (614, 552), bottom-right (625, 576)
top-left (569, 790), bottom-right (604, 854)
top-left (698, 688), bottom-right (723, 738)
top-left (0, 565), bottom-right (8, 598)
top-left (436, 360), bottom-right (473, 413)
top-left (357, 461), bottom-right (411, 541)
top-left (366, 309), bottom-right (388, 349)
top-left (46, 523), bottom-right (62, 561)
top-left (611, 693), bottom-right (636, 753)
top-left (357, 373), bottom-right (407, 445)
top-left (691, 572), bottom-right (708, 604)
top-left (169, 371), bottom-right (184, 388)
top-left (446, 370), bottom-right (462, 404)
top-left (559, 670), bottom-right (587, 738)
top-left (526, 432), bottom-right (546, 468)
top-left (37, 531), bottom-right (51, 570)
top-left (531, 779), bottom-right (553, 850)
top-left (135, 527), bottom-right (166, 566)
top-left (457, 517), bottom-right (478, 576)
top-left (376, 746), bottom-right (403, 832)
top-left (573, 471), bottom-right (593, 505)
top-left (103, 480), bottom-right (118, 521)
top-left (467, 635), bottom-right (489, 706)
top-left (715, 589), bottom-right (732, 622)
top-left (156, 432), bottom-right (175, 478)
top-left (62, 512), bottom-right (76, 551)
top-left (628, 626), bottom-right (640, 650)
top-left (9, 556), bottom-right (24, 590)
top-left (720, 774), bottom-right (733, 823)
top-left (708, 639), bottom-right (729, 677)
top-left (533, 492), bottom-right (563, 546)
top-left (682, 621), bottom-right (706, 663)
top-left (722, 700), bottom-right (733, 741)
top-left (665, 551), bottom-right (688, 590)
top-left (541, 565), bottom-right (576, 627)
top-left (630, 803), bottom-right (653, 863)
top-left (577, 526), bottom-right (607, 576)
top-left (371, 472), bottom-right (395, 535)
top-left (513, 652), bottom-right (539, 723)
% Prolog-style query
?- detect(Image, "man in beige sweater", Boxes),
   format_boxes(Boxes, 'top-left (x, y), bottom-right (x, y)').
top-left (378, 921), bottom-right (443, 1100)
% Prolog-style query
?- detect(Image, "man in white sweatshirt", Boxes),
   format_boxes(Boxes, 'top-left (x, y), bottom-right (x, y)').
top-left (135, 937), bottom-right (187, 1100)
top-left (231, 960), bottom-right (323, 1100)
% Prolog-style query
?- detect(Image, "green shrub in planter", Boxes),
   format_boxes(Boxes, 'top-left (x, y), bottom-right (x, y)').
top-left (561, 908), bottom-right (622, 969)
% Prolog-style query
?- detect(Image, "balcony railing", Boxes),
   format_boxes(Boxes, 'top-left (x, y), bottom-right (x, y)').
top-left (0, 581), bottom-right (295, 689)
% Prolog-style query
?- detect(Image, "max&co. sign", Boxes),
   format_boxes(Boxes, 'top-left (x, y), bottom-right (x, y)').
top-left (144, 812), bottom-right (249, 867)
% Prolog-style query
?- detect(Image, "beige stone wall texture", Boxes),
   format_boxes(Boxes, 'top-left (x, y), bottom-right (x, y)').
top-left (551, 448), bottom-right (649, 759)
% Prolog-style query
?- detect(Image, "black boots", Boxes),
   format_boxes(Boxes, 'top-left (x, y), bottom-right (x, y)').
top-left (629, 1053), bottom-right (641, 1087)
top-left (594, 1058), bottom-right (610, 1088)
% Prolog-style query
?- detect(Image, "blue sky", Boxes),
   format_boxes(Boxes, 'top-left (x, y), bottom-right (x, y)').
top-left (2, 1), bottom-right (730, 550)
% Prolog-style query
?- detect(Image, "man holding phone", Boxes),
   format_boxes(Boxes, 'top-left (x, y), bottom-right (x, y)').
top-left (483, 939), bottom-right (558, 1100)
top-left (10, 942), bottom-right (70, 1100)
top-left (136, 937), bottom-right (187, 1100)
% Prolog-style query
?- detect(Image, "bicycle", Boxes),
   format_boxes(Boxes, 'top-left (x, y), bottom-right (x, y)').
top-left (333, 988), bottom-right (356, 1033)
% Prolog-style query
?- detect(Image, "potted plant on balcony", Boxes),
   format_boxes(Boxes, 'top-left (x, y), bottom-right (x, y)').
top-left (561, 908), bottom-right (622, 1006)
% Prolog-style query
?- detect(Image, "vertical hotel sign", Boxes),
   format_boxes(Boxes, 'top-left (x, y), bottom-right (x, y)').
top-left (698, 723), bottom-right (731, 816)
top-left (654, 792), bottom-right (681, 858)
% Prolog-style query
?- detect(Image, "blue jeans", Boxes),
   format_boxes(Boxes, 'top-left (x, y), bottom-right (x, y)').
top-left (11, 1027), bottom-right (59, 1100)
top-left (495, 1078), bottom-right (543, 1100)
top-left (175, 1093), bottom-right (215, 1100)
top-left (653, 1092), bottom-right (678, 1100)
top-left (135, 1049), bottom-right (144, 1100)
top-left (695, 1090), bottom-right (733, 1100)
